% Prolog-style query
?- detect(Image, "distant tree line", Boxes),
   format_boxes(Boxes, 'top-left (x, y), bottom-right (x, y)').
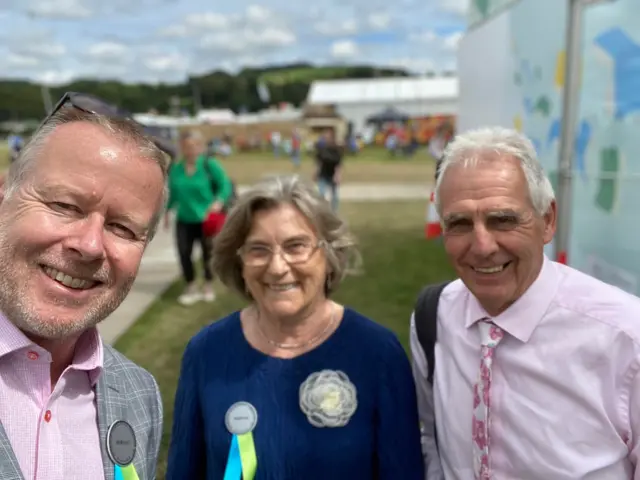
top-left (0, 63), bottom-right (410, 121)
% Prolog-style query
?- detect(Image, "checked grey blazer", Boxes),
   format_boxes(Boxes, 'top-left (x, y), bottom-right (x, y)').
top-left (0, 343), bottom-right (163, 480)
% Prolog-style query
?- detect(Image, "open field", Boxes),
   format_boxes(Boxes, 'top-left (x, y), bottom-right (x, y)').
top-left (0, 141), bottom-right (435, 184)
top-left (219, 149), bottom-right (435, 184)
top-left (113, 200), bottom-right (455, 478)
top-left (0, 141), bottom-right (7, 171)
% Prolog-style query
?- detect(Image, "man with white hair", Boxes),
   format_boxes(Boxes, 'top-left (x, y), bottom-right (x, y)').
top-left (411, 127), bottom-right (640, 479)
top-left (0, 92), bottom-right (165, 479)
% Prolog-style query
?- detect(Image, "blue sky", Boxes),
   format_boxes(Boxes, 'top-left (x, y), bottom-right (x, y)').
top-left (0, 0), bottom-right (468, 85)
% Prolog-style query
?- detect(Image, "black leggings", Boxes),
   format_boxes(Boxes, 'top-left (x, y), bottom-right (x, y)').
top-left (175, 221), bottom-right (213, 283)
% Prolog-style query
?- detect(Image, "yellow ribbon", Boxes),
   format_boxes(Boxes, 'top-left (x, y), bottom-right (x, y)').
top-left (116, 464), bottom-right (139, 480)
top-left (237, 432), bottom-right (257, 480)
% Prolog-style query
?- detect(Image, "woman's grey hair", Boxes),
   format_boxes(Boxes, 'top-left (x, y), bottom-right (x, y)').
top-left (434, 126), bottom-right (555, 216)
top-left (5, 106), bottom-right (169, 241)
top-left (213, 174), bottom-right (360, 300)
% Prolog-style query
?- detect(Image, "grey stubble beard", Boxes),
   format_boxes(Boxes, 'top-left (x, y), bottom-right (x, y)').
top-left (0, 231), bottom-right (136, 340)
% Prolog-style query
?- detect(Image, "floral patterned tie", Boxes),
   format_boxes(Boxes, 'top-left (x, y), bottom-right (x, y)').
top-left (472, 319), bottom-right (504, 479)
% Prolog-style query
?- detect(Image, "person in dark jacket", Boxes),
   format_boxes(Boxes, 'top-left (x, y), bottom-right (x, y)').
top-left (314, 129), bottom-right (342, 211)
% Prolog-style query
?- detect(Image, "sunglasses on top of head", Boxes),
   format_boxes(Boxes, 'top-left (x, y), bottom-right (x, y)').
top-left (35, 91), bottom-right (176, 159)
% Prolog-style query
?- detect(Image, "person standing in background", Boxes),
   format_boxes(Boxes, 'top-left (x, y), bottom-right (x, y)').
top-left (7, 131), bottom-right (24, 164)
top-left (291, 128), bottom-right (302, 168)
top-left (165, 130), bottom-right (233, 306)
top-left (315, 129), bottom-right (342, 212)
top-left (271, 130), bottom-right (281, 157)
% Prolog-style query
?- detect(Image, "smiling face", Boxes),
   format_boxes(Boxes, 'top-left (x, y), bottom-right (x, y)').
top-left (438, 155), bottom-right (556, 315)
top-left (242, 203), bottom-right (329, 321)
top-left (0, 121), bottom-right (165, 340)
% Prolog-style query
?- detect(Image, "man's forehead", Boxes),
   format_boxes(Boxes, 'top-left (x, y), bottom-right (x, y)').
top-left (47, 121), bottom-right (118, 147)
top-left (443, 207), bottom-right (521, 220)
top-left (39, 124), bottom-right (108, 161)
top-left (444, 153), bottom-right (521, 175)
top-left (50, 119), bottom-right (98, 136)
top-left (440, 155), bottom-right (527, 197)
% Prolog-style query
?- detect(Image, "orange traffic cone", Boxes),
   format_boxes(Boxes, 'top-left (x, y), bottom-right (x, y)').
top-left (557, 251), bottom-right (567, 265)
top-left (425, 190), bottom-right (442, 239)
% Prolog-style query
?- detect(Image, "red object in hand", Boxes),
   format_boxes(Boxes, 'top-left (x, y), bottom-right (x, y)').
top-left (203, 211), bottom-right (227, 237)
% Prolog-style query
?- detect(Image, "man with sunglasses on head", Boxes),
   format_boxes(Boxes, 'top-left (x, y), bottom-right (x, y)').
top-left (0, 92), bottom-right (166, 480)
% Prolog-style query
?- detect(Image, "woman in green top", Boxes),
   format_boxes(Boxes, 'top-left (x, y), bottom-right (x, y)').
top-left (164, 130), bottom-right (233, 306)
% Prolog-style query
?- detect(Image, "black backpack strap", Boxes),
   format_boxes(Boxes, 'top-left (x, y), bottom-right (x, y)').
top-left (414, 281), bottom-right (451, 386)
top-left (203, 158), bottom-right (236, 212)
top-left (202, 158), bottom-right (215, 190)
top-left (414, 281), bottom-right (451, 455)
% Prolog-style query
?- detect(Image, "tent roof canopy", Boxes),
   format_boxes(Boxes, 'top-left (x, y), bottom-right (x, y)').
top-left (366, 106), bottom-right (410, 124)
top-left (307, 76), bottom-right (458, 105)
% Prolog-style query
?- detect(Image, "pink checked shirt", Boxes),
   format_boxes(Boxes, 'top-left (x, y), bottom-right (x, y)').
top-left (0, 313), bottom-right (106, 480)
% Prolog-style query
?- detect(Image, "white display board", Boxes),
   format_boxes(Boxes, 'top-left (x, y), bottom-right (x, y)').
top-left (456, 0), bottom-right (640, 294)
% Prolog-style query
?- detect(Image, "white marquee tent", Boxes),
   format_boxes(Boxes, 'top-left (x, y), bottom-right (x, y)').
top-left (306, 77), bottom-right (459, 134)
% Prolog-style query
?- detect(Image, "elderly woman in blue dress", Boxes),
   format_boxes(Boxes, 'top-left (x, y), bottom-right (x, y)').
top-left (166, 175), bottom-right (424, 480)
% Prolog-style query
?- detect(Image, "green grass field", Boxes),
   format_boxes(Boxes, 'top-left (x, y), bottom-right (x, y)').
top-left (114, 200), bottom-right (455, 479)
top-left (0, 141), bottom-right (434, 184)
top-left (0, 141), bottom-right (7, 171)
top-left (219, 149), bottom-right (434, 184)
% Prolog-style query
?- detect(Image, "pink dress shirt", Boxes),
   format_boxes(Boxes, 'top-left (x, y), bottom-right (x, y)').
top-left (411, 256), bottom-right (640, 479)
top-left (0, 313), bottom-right (106, 480)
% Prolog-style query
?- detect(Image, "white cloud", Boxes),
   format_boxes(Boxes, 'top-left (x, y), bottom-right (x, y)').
top-left (144, 53), bottom-right (189, 73)
top-left (7, 53), bottom-right (41, 68)
top-left (443, 31), bottom-right (463, 50)
top-left (438, 0), bottom-right (470, 16)
top-left (184, 12), bottom-right (229, 31)
top-left (410, 31), bottom-right (439, 43)
top-left (36, 69), bottom-right (78, 86)
top-left (411, 30), bottom-right (463, 52)
top-left (245, 4), bottom-right (272, 24)
top-left (314, 19), bottom-right (359, 37)
top-left (27, 0), bottom-right (93, 19)
top-left (13, 41), bottom-right (67, 60)
top-left (367, 12), bottom-right (391, 30)
top-left (21, 0), bottom-right (171, 18)
top-left (200, 27), bottom-right (296, 53)
top-left (0, 0), bottom-right (465, 85)
top-left (86, 42), bottom-right (130, 62)
top-left (386, 57), bottom-right (438, 75)
top-left (331, 40), bottom-right (359, 59)
top-left (161, 5), bottom-right (276, 40)
top-left (157, 24), bottom-right (189, 38)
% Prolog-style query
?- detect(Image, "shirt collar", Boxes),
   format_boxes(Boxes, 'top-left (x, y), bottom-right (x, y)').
top-left (73, 328), bottom-right (104, 386)
top-left (0, 312), bottom-right (32, 359)
top-left (0, 312), bottom-right (104, 386)
top-left (465, 255), bottom-right (560, 343)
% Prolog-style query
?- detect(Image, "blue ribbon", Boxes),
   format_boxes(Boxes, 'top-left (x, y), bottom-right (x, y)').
top-left (223, 434), bottom-right (243, 480)
top-left (114, 465), bottom-right (125, 480)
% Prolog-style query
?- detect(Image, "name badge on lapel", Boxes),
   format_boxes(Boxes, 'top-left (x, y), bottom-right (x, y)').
top-left (107, 420), bottom-right (140, 480)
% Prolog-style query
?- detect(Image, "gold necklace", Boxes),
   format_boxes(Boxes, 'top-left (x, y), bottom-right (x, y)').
top-left (254, 304), bottom-right (337, 350)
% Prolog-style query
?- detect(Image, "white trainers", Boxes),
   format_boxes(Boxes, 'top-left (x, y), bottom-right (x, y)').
top-left (177, 285), bottom-right (202, 306)
top-left (202, 284), bottom-right (216, 302)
